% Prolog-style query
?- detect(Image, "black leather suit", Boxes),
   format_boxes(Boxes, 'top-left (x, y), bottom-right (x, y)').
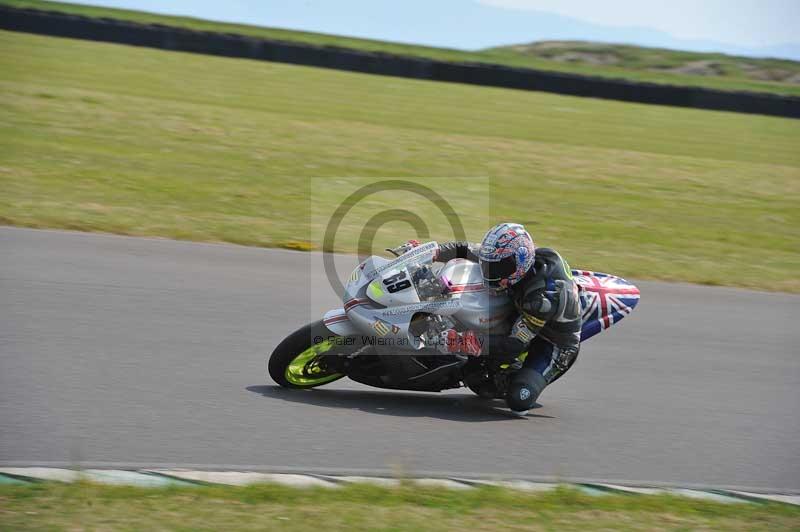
top-left (436, 241), bottom-right (582, 386)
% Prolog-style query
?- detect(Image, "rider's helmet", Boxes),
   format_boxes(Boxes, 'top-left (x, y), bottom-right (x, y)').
top-left (478, 223), bottom-right (535, 290)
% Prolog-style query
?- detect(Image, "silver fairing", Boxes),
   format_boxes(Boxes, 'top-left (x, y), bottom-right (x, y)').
top-left (332, 242), bottom-right (515, 351)
top-left (341, 242), bottom-right (443, 350)
top-left (438, 259), bottom-right (514, 333)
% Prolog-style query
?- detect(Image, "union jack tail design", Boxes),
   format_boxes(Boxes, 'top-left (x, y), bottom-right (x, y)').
top-left (573, 270), bottom-right (640, 342)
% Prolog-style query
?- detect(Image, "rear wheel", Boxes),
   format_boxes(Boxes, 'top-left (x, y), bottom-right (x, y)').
top-left (269, 320), bottom-right (345, 389)
top-left (467, 381), bottom-right (497, 399)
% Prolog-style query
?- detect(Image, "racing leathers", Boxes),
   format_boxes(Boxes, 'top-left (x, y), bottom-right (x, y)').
top-left (435, 241), bottom-right (582, 387)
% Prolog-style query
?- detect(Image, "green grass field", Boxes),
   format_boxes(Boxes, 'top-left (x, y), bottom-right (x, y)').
top-left (3, 0), bottom-right (800, 96)
top-left (1, 30), bottom-right (799, 291)
top-left (1, 482), bottom-right (798, 531)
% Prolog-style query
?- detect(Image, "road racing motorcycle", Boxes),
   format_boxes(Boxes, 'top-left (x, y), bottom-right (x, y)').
top-left (269, 241), bottom-right (640, 412)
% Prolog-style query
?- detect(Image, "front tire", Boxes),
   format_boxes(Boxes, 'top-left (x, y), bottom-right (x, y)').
top-left (269, 320), bottom-right (345, 389)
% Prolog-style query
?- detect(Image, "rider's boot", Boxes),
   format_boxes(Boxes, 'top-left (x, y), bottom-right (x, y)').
top-left (506, 367), bottom-right (547, 415)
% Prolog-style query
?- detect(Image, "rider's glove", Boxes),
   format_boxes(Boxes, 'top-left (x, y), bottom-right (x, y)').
top-left (387, 239), bottom-right (421, 256)
top-left (437, 329), bottom-right (482, 356)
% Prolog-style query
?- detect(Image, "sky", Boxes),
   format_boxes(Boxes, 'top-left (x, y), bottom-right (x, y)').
top-left (480, 0), bottom-right (799, 48)
top-left (77, 0), bottom-right (800, 60)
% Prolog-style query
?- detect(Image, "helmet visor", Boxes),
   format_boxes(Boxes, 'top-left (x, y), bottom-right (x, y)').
top-left (480, 255), bottom-right (517, 288)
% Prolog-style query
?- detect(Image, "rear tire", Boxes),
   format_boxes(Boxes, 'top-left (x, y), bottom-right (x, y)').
top-left (269, 320), bottom-right (345, 389)
top-left (467, 381), bottom-right (497, 399)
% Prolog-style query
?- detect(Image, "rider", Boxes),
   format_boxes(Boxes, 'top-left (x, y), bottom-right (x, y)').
top-left (428, 223), bottom-right (582, 414)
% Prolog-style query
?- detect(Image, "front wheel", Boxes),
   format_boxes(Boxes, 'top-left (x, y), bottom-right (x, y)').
top-left (269, 320), bottom-right (345, 389)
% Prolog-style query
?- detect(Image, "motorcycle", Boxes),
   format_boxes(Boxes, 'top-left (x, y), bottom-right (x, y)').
top-left (269, 241), bottom-right (639, 411)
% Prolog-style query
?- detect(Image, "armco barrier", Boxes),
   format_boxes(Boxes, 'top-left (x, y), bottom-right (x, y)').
top-left (2, 6), bottom-right (798, 118)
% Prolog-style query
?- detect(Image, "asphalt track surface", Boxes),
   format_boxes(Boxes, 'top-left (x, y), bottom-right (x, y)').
top-left (1, 227), bottom-right (798, 491)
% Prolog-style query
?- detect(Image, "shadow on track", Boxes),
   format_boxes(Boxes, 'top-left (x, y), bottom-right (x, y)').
top-left (246, 385), bottom-right (553, 422)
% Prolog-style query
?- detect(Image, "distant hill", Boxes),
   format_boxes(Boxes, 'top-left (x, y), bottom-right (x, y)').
top-left (2, 0), bottom-right (800, 96)
top-left (487, 41), bottom-right (800, 86)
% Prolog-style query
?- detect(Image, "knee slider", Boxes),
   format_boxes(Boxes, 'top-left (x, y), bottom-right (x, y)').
top-left (507, 367), bottom-right (547, 412)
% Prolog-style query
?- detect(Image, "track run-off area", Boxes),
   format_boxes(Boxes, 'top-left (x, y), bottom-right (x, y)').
top-left (1, 227), bottom-right (798, 492)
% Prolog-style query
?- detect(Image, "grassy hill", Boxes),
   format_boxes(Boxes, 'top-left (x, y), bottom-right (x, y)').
top-left (2, 0), bottom-right (800, 97)
top-left (489, 40), bottom-right (800, 86)
top-left (1, 30), bottom-right (798, 291)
